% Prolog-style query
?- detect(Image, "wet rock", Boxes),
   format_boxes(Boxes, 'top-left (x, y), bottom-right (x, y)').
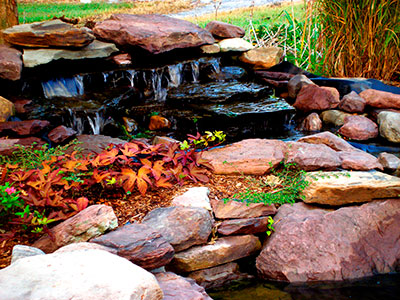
top-left (48, 125), bottom-right (76, 144)
top-left (298, 112), bottom-right (322, 131)
top-left (33, 205), bottom-right (118, 253)
top-left (200, 43), bottom-right (220, 54)
top-left (71, 134), bottom-right (127, 156)
top-left (377, 111), bottom-right (400, 143)
top-left (3, 19), bottom-right (94, 48)
top-left (155, 272), bottom-right (212, 300)
top-left (205, 21), bottom-right (245, 39)
top-left (217, 217), bottom-right (272, 235)
top-left (339, 150), bottom-right (383, 171)
top-left (285, 142), bottom-right (341, 171)
top-left (287, 74), bottom-right (315, 99)
top-left (122, 116), bottom-right (138, 133)
top-left (170, 235), bottom-right (261, 272)
top-left (256, 200), bottom-right (400, 282)
top-left (111, 53), bottom-right (132, 65)
top-left (0, 137), bottom-right (45, 156)
top-left (303, 170), bottom-right (400, 205)
top-left (293, 85), bottom-right (340, 112)
top-left (91, 223), bottom-right (174, 270)
top-left (211, 198), bottom-right (276, 219)
top-left (359, 89), bottom-right (400, 109)
top-left (0, 96), bottom-right (15, 122)
top-left (339, 91), bottom-right (366, 113)
top-left (141, 206), bottom-right (213, 252)
top-left (0, 120), bottom-right (50, 136)
top-left (239, 47), bottom-right (283, 69)
top-left (172, 187), bottom-right (212, 211)
top-left (338, 115), bottom-right (378, 140)
top-left (320, 109), bottom-right (352, 127)
top-left (23, 40), bottom-right (118, 68)
top-left (202, 139), bottom-right (287, 175)
top-left (11, 245), bottom-right (45, 264)
top-left (297, 131), bottom-right (357, 152)
top-left (0, 45), bottom-right (22, 81)
top-left (188, 262), bottom-right (253, 289)
top-left (93, 14), bottom-right (215, 54)
top-left (218, 38), bottom-right (254, 52)
top-left (148, 115), bottom-right (171, 131)
top-left (0, 250), bottom-right (164, 300)
top-left (378, 152), bottom-right (400, 173)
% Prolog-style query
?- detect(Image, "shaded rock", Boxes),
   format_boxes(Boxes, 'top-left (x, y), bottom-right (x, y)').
top-left (23, 40), bottom-right (118, 68)
top-left (298, 112), bottom-right (322, 131)
top-left (218, 38), bottom-right (254, 52)
top-left (205, 21), bottom-right (245, 39)
top-left (359, 89), bottom-right (400, 109)
top-left (70, 134), bottom-right (127, 156)
top-left (256, 200), bottom-right (400, 282)
top-left (339, 91), bottom-right (366, 113)
top-left (339, 150), bottom-right (383, 171)
top-left (122, 116), bottom-right (138, 133)
top-left (0, 137), bottom-right (45, 156)
top-left (170, 235), bottom-right (261, 272)
top-left (0, 96), bottom-right (15, 122)
top-left (13, 99), bottom-right (32, 115)
top-left (287, 74), bottom-right (315, 99)
top-left (297, 131), bottom-right (357, 152)
top-left (378, 152), bottom-right (400, 173)
top-left (285, 142), bottom-right (341, 171)
top-left (11, 245), bottom-right (45, 264)
top-left (48, 125), bottom-right (76, 144)
top-left (320, 109), bottom-right (352, 127)
top-left (202, 139), bottom-right (287, 175)
top-left (94, 14), bottom-right (215, 54)
top-left (188, 262), bottom-right (253, 289)
top-left (91, 223), bottom-right (174, 270)
top-left (0, 120), bottom-right (50, 136)
top-left (377, 111), bottom-right (400, 143)
top-left (3, 19), bottom-right (94, 48)
top-left (141, 206), bottom-right (213, 252)
top-left (33, 205), bottom-right (118, 253)
top-left (218, 217), bottom-right (272, 235)
top-left (211, 198), bottom-right (276, 219)
top-left (0, 45), bottom-right (22, 81)
top-left (200, 43), bottom-right (220, 54)
top-left (239, 47), bottom-right (283, 69)
top-left (293, 85), bottom-right (340, 112)
top-left (338, 115), bottom-right (378, 140)
top-left (303, 171), bottom-right (400, 205)
top-left (0, 249), bottom-right (163, 300)
top-left (172, 187), bottom-right (212, 211)
top-left (149, 115), bottom-right (171, 130)
top-left (111, 52), bottom-right (132, 65)
top-left (156, 272), bottom-right (212, 300)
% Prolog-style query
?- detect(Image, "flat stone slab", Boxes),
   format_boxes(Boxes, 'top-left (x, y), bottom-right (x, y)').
top-left (169, 235), bottom-right (261, 272)
top-left (217, 217), bottom-right (272, 236)
top-left (303, 171), bottom-right (400, 205)
top-left (211, 198), bottom-right (276, 219)
top-left (171, 187), bottom-right (212, 211)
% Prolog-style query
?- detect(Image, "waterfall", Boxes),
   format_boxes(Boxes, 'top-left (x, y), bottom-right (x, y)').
top-left (41, 75), bottom-right (84, 99)
top-left (168, 63), bottom-right (183, 88)
top-left (190, 60), bottom-right (200, 82)
top-left (126, 70), bottom-right (137, 88)
top-left (64, 108), bottom-right (111, 135)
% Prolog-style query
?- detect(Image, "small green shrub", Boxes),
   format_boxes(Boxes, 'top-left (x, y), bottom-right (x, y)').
top-left (0, 182), bottom-right (23, 218)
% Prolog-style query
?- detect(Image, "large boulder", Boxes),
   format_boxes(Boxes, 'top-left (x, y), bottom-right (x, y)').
top-left (359, 89), bottom-right (400, 109)
top-left (202, 139), bottom-right (287, 175)
top-left (377, 111), bottom-right (400, 143)
top-left (33, 205), bottom-right (118, 253)
top-left (338, 115), bottom-right (378, 140)
top-left (338, 150), bottom-right (382, 171)
top-left (48, 125), bottom-right (77, 144)
top-left (293, 85), bottom-right (340, 112)
top-left (338, 91), bottom-right (366, 113)
top-left (239, 47), bottom-right (283, 69)
top-left (93, 14), bottom-right (215, 54)
top-left (3, 19), bottom-right (94, 48)
top-left (91, 223), bottom-right (175, 270)
top-left (0, 137), bottom-right (44, 156)
top-left (0, 249), bottom-right (164, 300)
top-left (297, 131), bottom-right (357, 152)
top-left (0, 45), bottom-right (22, 81)
top-left (205, 21), bottom-right (245, 39)
top-left (0, 96), bottom-right (15, 122)
top-left (302, 171), bottom-right (400, 205)
top-left (23, 40), bottom-right (118, 68)
top-left (256, 200), bottom-right (400, 282)
top-left (141, 206), bottom-right (213, 252)
top-left (69, 134), bottom-right (127, 156)
top-left (211, 198), bottom-right (276, 219)
top-left (0, 120), bottom-right (50, 136)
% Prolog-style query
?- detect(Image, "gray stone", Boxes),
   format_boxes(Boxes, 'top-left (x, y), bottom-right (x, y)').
top-left (377, 111), bottom-right (400, 143)
top-left (11, 245), bottom-right (45, 264)
top-left (287, 74), bottom-right (314, 99)
top-left (378, 152), bottom-right (400, 173)
top-left (320, 110), bottom-right (352, 127)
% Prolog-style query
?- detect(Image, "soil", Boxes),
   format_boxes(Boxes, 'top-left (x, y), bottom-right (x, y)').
top-left (0, 173), bottom-right (263, 269)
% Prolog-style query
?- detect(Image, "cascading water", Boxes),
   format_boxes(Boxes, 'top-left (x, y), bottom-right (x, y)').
top-left (41, 75), bottom-right (84, 99)
top-left (64, 108), bottom-right (111, 135)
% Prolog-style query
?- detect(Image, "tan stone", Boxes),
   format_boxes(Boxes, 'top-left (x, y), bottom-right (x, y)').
top-left (239, 47), bottom-right (283, 69)
top-left (0, 96), bottom-right (15, 122)
top-left (320, 110), bottom-right (352, 127)
top-left (211, 198), bottom-right (276, 219)
top-left (200, 43), bottom-right (220, 54)
top-left (359, 89), bottom-right (400, 109)
top-left (218, 38), bottom-right (254, 52)
top-left (149, 115), bottom-right (171, 131)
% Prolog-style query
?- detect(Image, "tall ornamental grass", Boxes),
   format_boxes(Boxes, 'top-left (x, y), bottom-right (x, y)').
top-left (315, 0), bottom-right (400, 82)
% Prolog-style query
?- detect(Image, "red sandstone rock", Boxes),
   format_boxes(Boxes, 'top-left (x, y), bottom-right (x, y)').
top-left (339, 150), bottom-right (382, 171)
top-left (68, 134), bottom-right (127, 156)
top-left (297, 131), bottom-right (357, 152)
top-left (293, 85), bottom-right (340, 112)
top-left (287, 74), bottom-right (315, 99)
top-left (339, 91), bottom-right (366, 113)
top-left (202, 139), bottom-right (287, 175)
top-left (205, 21), bottom-right (245, 39)
top-left (94, 14), bottom-right (215, 54)
top-left (110, 53), bottom-right (132, 65)
top-left (13, 99), bottom-right (32, 115)
top-left (48, 125), bottom-right (77, 144)
top-left (91, 223), bottom-right (174, 270)
top-left (359, 89), bottom-right (400, 109)
top-left (149, 115), bottom-right (171, 131)
top-left (338, 115), bottom-right (378, 140)
top-left (211, 198), bottom-right (276, 219)
top-left (33, 205), bottom-right (118, 253)
top-left (217, 217), bottom-right (272, 235)
top-left (256, 200), bottom-right (400, 282)
top-left (0, 137), bottom-right (45, 156)
top-left (0, 120), bottom-right (50, 136)
top-left (298, 112), bottom-right (322, 131)
top-left (378, 152), bottom-right (400, 173)
top-left (0, 45), bottom-right (22, 81)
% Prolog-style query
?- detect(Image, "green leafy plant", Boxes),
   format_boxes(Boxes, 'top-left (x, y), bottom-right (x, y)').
top-left (0, 183), bottom-right (23, 218)
top-left (266, 216), bottom-right (275, 236)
